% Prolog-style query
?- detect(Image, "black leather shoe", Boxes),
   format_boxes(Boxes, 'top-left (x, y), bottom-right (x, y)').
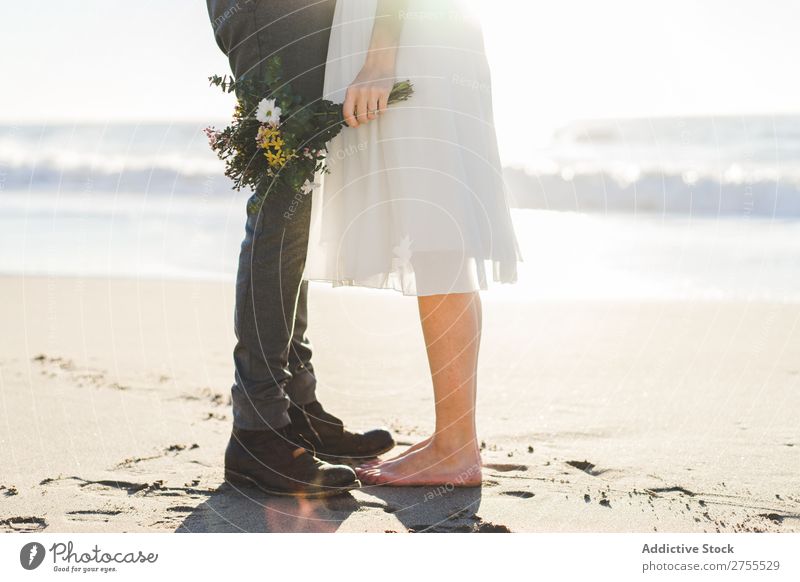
top-left (288, 400), bottom-right (395, 461)
top-left (224, 425), bottom-right (359, 498)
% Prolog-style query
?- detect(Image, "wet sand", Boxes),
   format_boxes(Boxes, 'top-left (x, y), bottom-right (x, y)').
top-left (1, 275), bottom-right (798, 533)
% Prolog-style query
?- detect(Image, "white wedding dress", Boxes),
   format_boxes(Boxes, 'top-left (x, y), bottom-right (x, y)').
top-left (304, 0), bottom-right (520, 296)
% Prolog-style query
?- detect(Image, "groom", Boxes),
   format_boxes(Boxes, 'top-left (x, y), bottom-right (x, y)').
top-left (206, 0), bottom-right (394, 497)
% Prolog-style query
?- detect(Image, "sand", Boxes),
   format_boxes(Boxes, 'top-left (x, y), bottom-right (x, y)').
top-left (0, 274), bottom-right (798, 533)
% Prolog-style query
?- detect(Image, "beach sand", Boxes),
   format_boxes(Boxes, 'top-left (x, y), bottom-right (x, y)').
top-left (1, 274), bottom-right (797, 533)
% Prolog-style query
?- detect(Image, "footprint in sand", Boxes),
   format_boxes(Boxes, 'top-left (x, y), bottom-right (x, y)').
top-left (0, 516), bottom-right (47, 532)
top-left (166, 506), bottom-right (196, 513)
top-left (66, 509), bottom-right (125, 522)
top-left (31, 354), bottom-right (133, 391)
top-left (113, 443), bottom-right (199, 469)
top-left (483, 463), bottom-right (528, 472)
top-left (1, 485), bottom-right (19, 497)
top-left (501, 490), bottom-right (535, 499)
top-left (174, 387), bottom-right (230, 407)
top-left (566, 460), bottom-right (611, 477)
top-left (647, 485), bottom-right (697, 497)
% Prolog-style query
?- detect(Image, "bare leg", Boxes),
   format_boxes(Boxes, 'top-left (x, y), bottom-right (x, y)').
top-left (357, 292), bottom-right (482, 486)
top-left (361, 297), bottom-right (483, 468)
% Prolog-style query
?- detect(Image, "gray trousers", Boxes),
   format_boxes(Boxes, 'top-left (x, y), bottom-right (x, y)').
top-left (206, 0), bottom-right (337, 430)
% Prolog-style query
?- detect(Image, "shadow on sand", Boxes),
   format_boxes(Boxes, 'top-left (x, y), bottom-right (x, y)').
top-left (176, 481), bottom-right (361, 532)
top-left (361, 485), bottom-right (487, 532)
top-left (176, 482), bottom-right (490, 532)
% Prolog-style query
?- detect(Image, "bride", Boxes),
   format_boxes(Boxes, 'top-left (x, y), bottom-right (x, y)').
top-left (304, 0), bottom-right (521, 486)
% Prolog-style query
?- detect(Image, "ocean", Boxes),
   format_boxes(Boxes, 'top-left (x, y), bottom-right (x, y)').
top-left (1, 117), bottom-right (799, 301)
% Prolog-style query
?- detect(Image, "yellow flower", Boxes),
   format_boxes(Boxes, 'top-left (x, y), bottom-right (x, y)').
top-left (256, 126), bottom-right (280, 149)
top-left (266, 149), bottom-right (288, 168)
top-left (268, 135), bottom-right (285, 149)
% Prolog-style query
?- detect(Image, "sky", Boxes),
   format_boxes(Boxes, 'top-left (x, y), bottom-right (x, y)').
top-left (2, 0), bottom-right (799, 165)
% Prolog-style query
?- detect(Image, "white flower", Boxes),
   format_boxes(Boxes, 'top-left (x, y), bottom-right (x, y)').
top-left (255, 98), bottom-right (281, 126)
top-left (301, 179), bottom-right (319, 195)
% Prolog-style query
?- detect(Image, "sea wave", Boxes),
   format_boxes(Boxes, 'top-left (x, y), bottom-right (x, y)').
top-left (503, 167), bottom-right (800, 218)
top-left (3, 160), bottom-right (800, 218)
top-left (3, 119), bottom-right (800, 217)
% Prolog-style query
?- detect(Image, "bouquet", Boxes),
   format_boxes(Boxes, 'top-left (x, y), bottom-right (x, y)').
top-left (205, 56), bottom-right (414, 215)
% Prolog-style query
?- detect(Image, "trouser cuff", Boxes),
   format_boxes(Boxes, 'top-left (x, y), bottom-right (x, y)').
top-left (230, 383), bottom-right (291, 431)
top-left (284, 366), bottom-right (317, 406)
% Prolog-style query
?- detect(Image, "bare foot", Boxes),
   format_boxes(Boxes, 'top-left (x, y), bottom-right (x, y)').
top-left (356, 440), bottom-right (481, 487)
top-left (359, 436), bottom-right (432, 468)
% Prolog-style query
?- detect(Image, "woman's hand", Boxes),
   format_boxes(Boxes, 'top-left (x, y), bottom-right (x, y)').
top-left (342, 0), bottom-right (406, 128)
top-left (342, 59), bottom-right (396, 128)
